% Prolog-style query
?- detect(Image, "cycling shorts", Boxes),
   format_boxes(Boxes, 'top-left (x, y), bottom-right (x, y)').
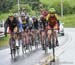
top-left (46, 24), bottom-right (59, 30)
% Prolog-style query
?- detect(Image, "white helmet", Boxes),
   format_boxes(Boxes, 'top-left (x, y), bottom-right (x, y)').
top-left (20, 13), bottom-right (25, 17)
top-left (14, 13), bottom-right (19, 17)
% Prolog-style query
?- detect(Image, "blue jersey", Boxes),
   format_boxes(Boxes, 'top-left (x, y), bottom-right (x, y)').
top-left (18, 21), bottom-right (23, 32)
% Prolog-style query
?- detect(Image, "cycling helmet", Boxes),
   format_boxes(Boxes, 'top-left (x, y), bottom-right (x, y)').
top-left (41, 10), bottom-right (48, 17)
top-left (49, 8), bottom-right (56, 13)
top-left (14, 13), bottom-right (19, 17)
top-left (20, 13), bottom-right (25, 17)
top-left (32, 16), bottom-right (37, 20)
top-left (9, 13), bottom-right (14, 17)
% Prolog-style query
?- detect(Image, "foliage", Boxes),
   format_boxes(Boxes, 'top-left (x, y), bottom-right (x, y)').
top-left (0, 0), bottom-right (13, 12)
top-left (10, 4), bottom-right (32, 13)
top-left (40, 0), bottom-right (75, 15)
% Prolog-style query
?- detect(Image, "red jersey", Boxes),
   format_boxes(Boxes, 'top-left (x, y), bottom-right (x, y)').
top-left (48, 15), bottom-right (58, 28)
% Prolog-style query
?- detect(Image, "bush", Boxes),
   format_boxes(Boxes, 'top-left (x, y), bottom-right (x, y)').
top-left (10, 4), bottom-right (32, 13)
top-left (49, 1), bottom-right (72, 15)
top-left (20, 4), bottom-right (32, 13)
top-left (72, 6), bottom-right (75, 14)
top-left (9, 5), bottom-right (18, 13)
top-left (0, 0), bottom-right (13, 13)
top-left (63, 1), bottom-right (72, 15)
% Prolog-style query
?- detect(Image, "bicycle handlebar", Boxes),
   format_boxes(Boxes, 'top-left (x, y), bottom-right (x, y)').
top-left (0, 31), bottom-right (24, 34)
top-left (48, 28), bottom-right (58, 30)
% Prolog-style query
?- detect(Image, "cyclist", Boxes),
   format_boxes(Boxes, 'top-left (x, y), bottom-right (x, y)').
top-left (20, 13), bottom-right (30, 50)
top-left (46, 8), bottom-right (59, 49)
top-left (20, 13), bottom-right (29, 31)
top-left (39, 15), bottom-right (48, 50)
top-left (4, 13), bottom-right (19, 36)
top-left (32, 16), bottom-right (39, 30)
top-left (39, 15), bottom-right (47, 30)
top-left (32, 16), bottom-right (39, 46)
top-left (4, 13), bottom-right (21, 59)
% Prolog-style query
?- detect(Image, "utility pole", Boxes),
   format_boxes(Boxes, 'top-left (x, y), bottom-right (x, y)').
top-left (18, 0), bottom-right (20, 14)
top-left (61, 0), bottom-right (63, 17)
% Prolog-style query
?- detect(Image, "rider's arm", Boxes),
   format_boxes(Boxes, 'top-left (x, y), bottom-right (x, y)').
top-left (55, 14), bottom-right (60, 30)
top-left (45, 19), bottom-right (48, 27)
top-left (17, 19), bottom-right (23, 32)
top-left (26, 18), bottom-right (29, 26)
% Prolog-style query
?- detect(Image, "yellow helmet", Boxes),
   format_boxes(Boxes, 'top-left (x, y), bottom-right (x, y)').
top-left (8, 13), bottom-right (14, 17)
top-left (49, 8), bottom-right (56, 13)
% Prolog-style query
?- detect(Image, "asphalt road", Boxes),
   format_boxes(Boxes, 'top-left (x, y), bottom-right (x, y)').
top-left (0, 28), bottom-right (75, 65)
top-left (48, 28), bottom-right (75, 65)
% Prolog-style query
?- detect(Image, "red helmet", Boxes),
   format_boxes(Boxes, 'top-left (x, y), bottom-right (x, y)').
top-left (41, 10), bottom-right (48, 17)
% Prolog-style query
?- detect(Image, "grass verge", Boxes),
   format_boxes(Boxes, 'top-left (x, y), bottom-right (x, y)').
top-left (0, 36), bottom-right (9, 48)
top-left (60, 14), bottom-right (75, 27)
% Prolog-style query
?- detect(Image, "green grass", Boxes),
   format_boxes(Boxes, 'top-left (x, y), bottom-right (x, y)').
top-left (60, 14), bottom-right (75, 27)
top-left (0, 36), bottom-right (9, 48)
top-left (0, 13), bottom-right (9, 21)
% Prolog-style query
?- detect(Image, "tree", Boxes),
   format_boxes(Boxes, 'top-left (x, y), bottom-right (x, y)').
top-left (0, 0), bottom-right (13, 12)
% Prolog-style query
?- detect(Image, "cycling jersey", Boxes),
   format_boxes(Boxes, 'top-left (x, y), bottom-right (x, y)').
top-left (40, 18), bottom-right (47, 30)
top-left (48, 16), bottom-right (57, 28)
top-left (21, 18), bottom-right (29, 31)
top-left (5, 17), bottom-right (19, 33)
top-left (18, 21), bottom-right (23, 32)
top-left (46, 14), bottom-right (59, 30)
top-left (22, 20), bottom-right (27, 24)
top-left (46, 14), bottom-right (59, 21)
top-left (32, 19), bottom-right (39, 30)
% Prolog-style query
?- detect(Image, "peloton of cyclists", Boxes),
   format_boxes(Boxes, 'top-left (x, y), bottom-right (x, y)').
top-left (4, 8), bottom-right (60, 56)
top-left (39, 8), bottom-right (59, 49)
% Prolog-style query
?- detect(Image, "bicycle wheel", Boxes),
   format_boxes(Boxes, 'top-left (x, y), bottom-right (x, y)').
top-left (22, 45), bottom-right (26, 54)
top-left (16, 46), bottom-right (20, 56)
top-left (29, 36), bottom-right (33, 51)
top-left (11, 49), bottom-right (16, 60)
top-left (35, 36), bottom-right (39, 49)
top-left (44, 39), bottom-right (47, 54)
top-left (51, 35), bottom-right (55, 62)
top-left (41, 34), bottom-right (47, 54)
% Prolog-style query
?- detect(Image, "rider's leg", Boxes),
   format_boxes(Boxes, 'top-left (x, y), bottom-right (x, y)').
top-left (26, 32), bottom-right (29, 49)
top-left (41, 31), bottom-right (45, 50)
top-left (47, 30), bottom-right (52, 49)
top-left (32, 31), bottom-right (35, 45)
top-left (54, 31), bottom-right (59, 46)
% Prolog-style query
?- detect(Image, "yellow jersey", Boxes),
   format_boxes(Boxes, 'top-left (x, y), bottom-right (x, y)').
top-left (46, 14), bottom-right (59, 21)
top-left (22, 20), bottom-right (27, 24)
